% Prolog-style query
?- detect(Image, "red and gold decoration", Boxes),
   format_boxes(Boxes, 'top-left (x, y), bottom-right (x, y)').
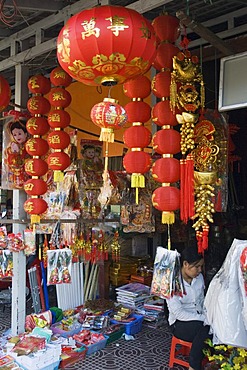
top-left (151, 13), bottom-right (181, 235)
top-left (123, 75), bottom-right (152, 203)
top-left (24, 74), bottom-right (51, 223)
top-left (57, 5), bottom-right (157, 86)
top-left (0, 74), bottom-right (11, 112)
top-left (47, 67), bottom-right (72, 182)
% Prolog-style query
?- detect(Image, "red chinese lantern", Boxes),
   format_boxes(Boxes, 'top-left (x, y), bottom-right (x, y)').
top-left (153, 42), bottom-right (180, 71)
top-left (25, 158), bottom-right (48, 177)
top-left (152, 129), bottom-right (181, 155)
top-left (24, 178), bottom-right (48, 196)
top-left (124, 101), bottom-right (151, 124)
top-left (47, 151), bottom-right (71, 171)
top-left (24, 198), bottom-right (48, 217)
top-left (26, 116), bottom-right (50, 136)
top-left (152, 157), bottom-right (180, 183)
top-left (57, 5), bottom-right (157, 86)
top-left (152, 13), bottom-right (180, 43)
top-left (152, 100), bottom-right (178, 127)
top-left (151, 71), bottom-right (171, 99)
top-left (50, 66), bottom-right (72, 87)
top-left (124, 125), bottom-right (152, 148)
top-left (25, 137), bottom-right (49, 157)
top-left (0, 75), bottom-right (11, 112)
top-left (90, 98), bottom-right (127, 143)
top-left (152, 186), bottom-right (180, 223)
top-left (48, 87), bottom-right (71, 108)
top-left (123, 75), bottom-right (151, 99)
top-left (27, 95), bottom-right (51, 115)
top-left (47, 130), bottom-right (70, 150)
top-left (123, 151), bottom-right (151, 175)
top-left (27, 75), bottom-right (51, 94)
top-left (48, 109), bottom-right (71, 129)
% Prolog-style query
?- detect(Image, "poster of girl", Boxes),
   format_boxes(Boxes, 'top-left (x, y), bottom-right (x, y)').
top-left (1, 111), bottom-right (30, 189)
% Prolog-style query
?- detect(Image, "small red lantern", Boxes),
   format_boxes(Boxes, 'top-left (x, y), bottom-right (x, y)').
top-left (47, 151), bottom-right (71, 171)
top-left (152, 13), bottom-right (180, 44)
top-left (48, 109), bottom-right (71, 129)
top-left (152, 129), bottom-right (181, 154)
top-left (24, 178), bottom-right (48, 196)
top-left (123, 75), bottom-right (151, 99)
top-left (27, 75), bottom-right (51, 94)
top-left (90, 98), bottom-right (127, 142)
top-left (24, 197), bottom-right (48, 216)
top-left (152, 186), bottom-right (180, 224)
top-left (124, 125), bottom-right (151, 148)
top-left (50, 66), bottom-right (72, 87)
top-left (48, 87), bottom-right (72, 108)
top-left (27, 96), bottom-right (51, 115)
top-left (152, 100), bottom-right (178, 127)
top-left (123, 151), bottom-right (151, 174)
top-left (152, 157), bottom-right (180, 183)
top-left (26, 116), bottom-right (50, 136)
top-left (25, 158), bottom-right (48, 177)
top-left (57, 5), bottom-right (157, 86)
top-left (151, 71), bottom-right (171, 99)
top-left (47, 130), bottom-right (71, 150)
top-left (25, 137), bottom-right (49, 157)
top-left (124, 101), bottom-right (151, 124)
top-left (0, 75), bottom-right (11, 112)
top-left (153, 42), bottom-right (180, 71)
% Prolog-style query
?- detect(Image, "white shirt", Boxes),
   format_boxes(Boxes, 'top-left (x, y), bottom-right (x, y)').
top-left (166, 273), bottom-right (205, 326)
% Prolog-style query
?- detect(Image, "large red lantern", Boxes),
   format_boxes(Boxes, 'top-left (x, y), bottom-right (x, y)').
top-left (152, 13), bottom-right (180, 43)
top-left (152, 129), bottom-right (181, 155)
top-left (152, 157), bottom-right (180, 183)
top-left (152, 100), bottom-right (178, 127)
top-left (27, 95), bottom-right (51, 115)
top-left (48, 87), bottom-right (71, 108)
top-left (124, 101), bottom-right (151, 124)
top-left (24, 198), bottom-right (48, 217)
top-left (25, 137), bottom-right (49, 157)
top-left (47, 130), bottom-right (71, 150)
top-left (24, 179), bottom-right (47, 196)
top-left (90, 98), bottom-right (127, 142)
top-left (0, 75), bottom-right (11, 112)
top-left (123, 151), bottom-right (151, 175)
top-left (152, 186), bottom-right (180, 224)
top-left (151, 71), bottom-right (171, 99)
top-left (123, 75), bottom-right (151, 99)
top-left (47, 151), bottom-right (71, 171)
top-left (57, 5), bottom-right (157, 86)
top-left (50, 66), bottom-right (72, 87)
top-left (153, 42), bottom-right (180, 71)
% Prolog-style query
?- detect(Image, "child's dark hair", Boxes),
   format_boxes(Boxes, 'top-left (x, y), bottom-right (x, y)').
top-left (10, 119), bottom-right (27, 133)
top-left (180, 244), bottom-right (203, 265)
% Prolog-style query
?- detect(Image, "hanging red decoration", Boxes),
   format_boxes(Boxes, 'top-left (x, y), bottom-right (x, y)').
top-left (48, 87), bottom-right (72, 108)
top-left (123, 151), bottom-right (151, 175)
top-left (152, 100), bottom-right (178, 127)
top-left (123, 125), bottom-right (152, 148)
top-left (90, 98), bottom-right (127, 143)
top-left (152, 157), bottom-right (180, 183)
top-left (27, 95), bottom-right (51, 115)
top-left (124, 101), bottom-right (151, 123)
top-left (27, 75), bottom-right (51, 94)
top-left (151, 71), bottom-right (171, 98)
top-left (123, 75), bottom-right (151, 99)
top-left (50, 66), bottom-right (72, 87)
top-left (152, 129), bottom-right (181, 154)
top-left (25, 137), bottom-right (49, 157)
top-left (153, 42), bottom-right (180, 71)
top-left (48, 109), bottom-right (71, 129)
top-left (24, 198), bottom-right (48, 216)
top-left (25, 158), bottom-right (48, 177)
top-left (57, 5), bottom-right (157, 86)
top-left (152, 13), bottom-right (180, 43)
top-left (26, 116), bottom-right (50, 136)
top-left (0, 75), bottom-right (11, 112)
top-left (47, 151), bottom-right (71, 171)
top-left (24, 178), bottom-right (48, 196)
top-left (152, 186), bottom-right (180, 224)
top-left (47, 130), bottom-right (71, 150)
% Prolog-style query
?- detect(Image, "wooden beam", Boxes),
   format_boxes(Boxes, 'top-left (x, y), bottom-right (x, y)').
top-left (176, 10), bottom-right (235, 57)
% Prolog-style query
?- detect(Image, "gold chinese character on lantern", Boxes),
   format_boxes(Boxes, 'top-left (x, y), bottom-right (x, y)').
top-left (29, 76), bottom-right (40, 90)
top-left (25, 162), bottom-right (34, 173)
top-left (50, 113), bottom-right (61, 122)
top-left (29, 99), bottom-right (38, 111)
top-left (52, 92), bottom-right (65, 101)
top-left (26, 140), bottom-right (35, 152)
top-left (49, 135), bottom-right (60, 144)
top-left (24, 183), bottom-right (34, 191)
top-left (27, 118), bottom-right (38, 130)
top-left (81, 17), bottom-right (100, 39)
top-left (54, 70), bottom-right (66, 79)
top-left (24, 202), bottom-right (34, 213)
top-left (49, 157), bottom-right (61, 166)
top-left (106, 16), bottom-right (129, 36)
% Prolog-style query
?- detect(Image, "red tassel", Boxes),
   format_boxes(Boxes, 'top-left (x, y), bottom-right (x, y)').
top-left (187, 154), bottom-right (195, 218)
top-left (196, 231), bottom-right (203, 254)
top-left (180, 159), bottom-right (185, 222)
top-left (202, 226), bottom-right (209, 251)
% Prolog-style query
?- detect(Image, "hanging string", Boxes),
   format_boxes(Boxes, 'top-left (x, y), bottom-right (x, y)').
top-left (0, 0), bottom-right (17, 26)
top-left (214, 49), bottom-right (218, 110)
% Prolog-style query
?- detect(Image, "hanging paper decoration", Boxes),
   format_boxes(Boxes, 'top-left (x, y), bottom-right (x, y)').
top-left (47, 249), bottom-right (72, 285)
top-left (47, 67), bottom-right (72, 182)
top-left (0, 75), bottom-right (11, 112)
top-left (57, 5), bottom-right (157, 86)
top-left (2, 111), bottom-right (30, 189)
top-left (24, 74), bottom-right (51, 223)
top-left (123, 75), bottom-right (152, 204)
top-left (151, 13), bottom-right (181, 234)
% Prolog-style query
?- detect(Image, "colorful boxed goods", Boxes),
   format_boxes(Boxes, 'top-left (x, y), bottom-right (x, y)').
top-left (72, 330), bottom-right (108, 356)
top-left (50, 317), bottom-right (81, 338)
top-left (59, 345), bottom-right (87, 369)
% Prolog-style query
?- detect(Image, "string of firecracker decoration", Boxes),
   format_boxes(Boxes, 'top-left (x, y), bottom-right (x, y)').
top-left (47, 66), bottom-right (72, 184)
top-left (122, 75), bottom-right (152, 204)
top-left (151, 13), bottom-right (181, 249)
top-left (24, 74), bottom-right (51, 224)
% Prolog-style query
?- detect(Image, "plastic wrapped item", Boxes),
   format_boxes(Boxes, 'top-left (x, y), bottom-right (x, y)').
top-left (0, 226), bottom-right (8, 249)
top-left (24, 229), bottom-right (36, 256)
top-left (47, 249), bottom-right (72, 285)
top-left (204, 238), bottom-right (247, 347)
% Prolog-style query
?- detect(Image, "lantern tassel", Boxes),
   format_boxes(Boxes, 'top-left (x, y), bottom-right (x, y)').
top-left (100, 128), bottom-right (114, 143)
top-left (162, 211), bottom-right (175, 224)
top-left (54, 170), bottom-right (64, 183)
top-left (31, 214), bottom-right (41, 224)
top-left (131, 173), bottom-right (145, 188)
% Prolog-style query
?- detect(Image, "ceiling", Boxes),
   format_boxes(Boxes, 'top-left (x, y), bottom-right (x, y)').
top-left (0, 0), bottom-right (246, 92)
